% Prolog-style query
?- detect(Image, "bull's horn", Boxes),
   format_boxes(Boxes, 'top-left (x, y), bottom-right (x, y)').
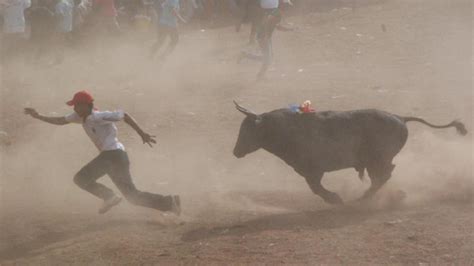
top-left (233, 100), bottom-right (257, 117)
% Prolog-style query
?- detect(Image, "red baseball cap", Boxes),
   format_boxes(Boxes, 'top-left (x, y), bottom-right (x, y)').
top-left (66, 91), bottom-right (94, 106)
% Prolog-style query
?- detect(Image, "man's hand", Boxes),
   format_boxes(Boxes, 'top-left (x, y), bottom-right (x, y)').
top-left (24, 107), bottom-right (40, 118)
top-left (123, 112), bottom-right (157, 147)
top-left (140, 132), bottom-right (157, 147)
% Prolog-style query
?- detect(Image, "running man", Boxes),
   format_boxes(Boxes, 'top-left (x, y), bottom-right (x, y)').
top-left (24, 91), bottom-right (181, 215)
top-left (238, 0), bottom-right (292, 80)
top-left (150, 0), bottom-right (186, 60)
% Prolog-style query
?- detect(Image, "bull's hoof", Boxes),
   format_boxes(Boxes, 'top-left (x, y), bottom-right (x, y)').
top-left (324, 193), bottom-right (344, 205)
top-left (356, 192), bottom-right (374, 203)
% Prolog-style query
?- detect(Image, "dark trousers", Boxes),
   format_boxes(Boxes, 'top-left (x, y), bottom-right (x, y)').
top-left (150, 24), bottom-right (179, 58)
top-left (242, 31), bottom-right (273, 78)
top-left (74, 149), bottom-right (172, 211)
top-left (242, 8), bottom-right (281, 78)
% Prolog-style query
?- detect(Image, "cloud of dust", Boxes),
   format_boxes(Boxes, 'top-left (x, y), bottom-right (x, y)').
top-left (0, 25), bottom-right (277, 220)
top-left (389, 130), bottom-right (473, 205)
top-left (1, 0), bottom-right (472, 222)
top-left (332, 129), bottom-right (473, 211)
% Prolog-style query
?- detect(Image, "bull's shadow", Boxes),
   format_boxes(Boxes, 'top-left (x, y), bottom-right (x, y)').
top-left (181, 205), bottom-right (377, 242)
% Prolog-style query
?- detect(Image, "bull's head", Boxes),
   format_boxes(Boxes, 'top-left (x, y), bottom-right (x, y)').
top-left (233, 101), bottom-right (264, 158)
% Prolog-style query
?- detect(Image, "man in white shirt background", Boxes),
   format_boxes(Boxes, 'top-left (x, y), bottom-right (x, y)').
top-left (24, 90), bottom-right (181, 215)
top-left (54, 0), bottom-right (74, 64)
top-left (0, 0), bottom-right (31, 64)
top-left (238, 0), bottom-right (292, 80)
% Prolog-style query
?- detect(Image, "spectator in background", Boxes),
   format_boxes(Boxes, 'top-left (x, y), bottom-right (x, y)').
top-left (132, 2), bottom-right (153, 33)
top-left (70, 0), bottom-right (91, 43)
top-left (73, 0), bottom-right (91, 32)
top-left (54, 0), bottom-right (74, 63)
top-left (150, 0), bottom-right (164, 30)
top-left (116, 0), bottom-right (144, 27)
top-left (235, 0), bottom-right (259, 44)
top-left (86, 0), bottom-right (119, 59)
top-left (1, 0), bottom-right (31, 65)
top-left (27, 0), bottom-right (56, 63)
top-left (150, 0), bottom-right (186, 61)
top-left (179, 0), bottom-right (198, 22)
top-left (91, 0), bottom-right (120, 35)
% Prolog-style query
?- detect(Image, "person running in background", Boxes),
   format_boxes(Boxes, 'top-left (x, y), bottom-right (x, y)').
top-left (1, 0), bottom-right (31, 65)
top-left (24, 91), bottom-right (181, 215)
top-left (150, 0), bottom-right (186, 60)
top-left (238, 0), bottom-right (292, 80)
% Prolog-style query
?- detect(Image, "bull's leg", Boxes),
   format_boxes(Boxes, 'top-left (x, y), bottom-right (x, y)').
top-left (359, 162), bottom-right (395, 201)
top-left (303, 173), bottom-right (344, 205)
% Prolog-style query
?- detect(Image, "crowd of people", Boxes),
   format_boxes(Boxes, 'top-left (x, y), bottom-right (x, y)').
top-left (1, 0), bottom-right (294, 78)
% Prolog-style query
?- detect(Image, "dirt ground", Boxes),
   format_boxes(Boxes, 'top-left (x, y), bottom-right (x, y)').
top-left (0, 0), bottom-right (473, 265)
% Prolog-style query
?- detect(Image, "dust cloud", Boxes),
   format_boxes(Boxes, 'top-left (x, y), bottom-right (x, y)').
top-left (0, 0), bottom-right (472, 264)
top-left (0, 1), bottom-right (471, 216)
top-left (391, 131), bottom-right (473, 204)
top-left (1, 1), bottom-right (472, 218)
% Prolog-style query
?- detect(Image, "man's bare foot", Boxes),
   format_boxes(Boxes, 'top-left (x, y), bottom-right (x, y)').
top-left (170, 195), bottom-right (181, 216)
top-left (99, 195), bottom-right (122, 214)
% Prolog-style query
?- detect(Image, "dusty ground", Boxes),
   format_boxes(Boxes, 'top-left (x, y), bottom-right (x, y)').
top-left (1, 0), bottom-right (473, 265)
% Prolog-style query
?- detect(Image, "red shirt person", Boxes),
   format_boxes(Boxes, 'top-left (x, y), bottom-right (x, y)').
top-left (91, 0), bottom-right (120, 34)
top-left (93, 0), bottom-right (117, 17)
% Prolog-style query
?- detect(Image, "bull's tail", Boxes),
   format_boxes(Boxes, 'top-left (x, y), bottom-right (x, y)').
top-left (401, 116), bottom-right (468, 136)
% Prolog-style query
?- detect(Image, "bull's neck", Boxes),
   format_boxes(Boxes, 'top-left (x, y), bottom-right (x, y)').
top-left (261, 136), bottom-right (299, 167)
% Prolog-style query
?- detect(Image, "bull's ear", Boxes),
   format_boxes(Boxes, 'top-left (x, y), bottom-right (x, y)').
top-left (234, 100), bottom-right (258, 119)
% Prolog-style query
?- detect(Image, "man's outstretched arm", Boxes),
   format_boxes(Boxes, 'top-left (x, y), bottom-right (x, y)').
top-left (24, 108), bottom-right (69, 125)
top-left (123, 113), bottom-right (157, 147)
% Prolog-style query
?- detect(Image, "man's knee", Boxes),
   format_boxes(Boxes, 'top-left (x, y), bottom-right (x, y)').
top-left (73, 172), bottom-right (90, 188)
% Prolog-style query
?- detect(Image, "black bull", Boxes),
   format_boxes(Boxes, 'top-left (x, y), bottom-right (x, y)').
top-left (233, 102), bottom-right (467, 204)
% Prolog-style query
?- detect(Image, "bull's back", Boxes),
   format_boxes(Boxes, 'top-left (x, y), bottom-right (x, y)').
top-left (347, 109), bottom-right (408, 156)
top-left (317, 110), bottom-right (408, 168)
top-left (263, 109), bottom-right (408, 172)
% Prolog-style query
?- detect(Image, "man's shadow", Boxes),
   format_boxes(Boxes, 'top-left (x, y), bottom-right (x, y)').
top-left (182, 205), bottom-right (378, 242)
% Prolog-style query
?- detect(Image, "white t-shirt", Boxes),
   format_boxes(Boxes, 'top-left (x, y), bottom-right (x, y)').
top-left (56, 0), bottom-right (74, 33)
top-left (2, 0), bottom-right (31, 33)
top-left (260, 0), bottom-right (279, 9)
top-left (65, 110), bottom-right (125, 152)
